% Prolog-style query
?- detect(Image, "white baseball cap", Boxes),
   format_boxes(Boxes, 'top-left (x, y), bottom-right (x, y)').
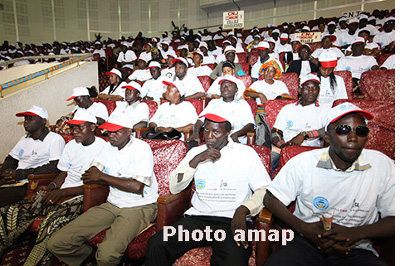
top-left (162, 79), bottom-right (185, 96)
top-left (66, 87), bottom-right (90, 101)
top-left (16, 105), bottom-right (49, 120)
top-left (200, 108), bottom-right (234, 126)
top-left (224, 45), bottom-right (236, 54)
top-left (384, 16), bottom-right (395, 23)
top-left (99, 111), bottom-right (134, 131)
top-left (106, 68), bottom-right (122, 79)
top-left (349, 18), bottom-right (359, 24)
top-left (199, 41), bottom-right (208, 49)
top-left (146, 61), bottom-right (161, 69)
top-left (351, 37), bottom-right (365, 45)
top-left (257, 41), bottom-right (270, 50)
top-left (218, 74), bottom-right (238, 85)
top-left (122, 81), bottom-right (143, 95)
top-left (318, 50), bottom-right (338, 68)
top-left (280, 33), bottom-right (289, 40)
top-left (325, 102), bottom-right (373, 131)
top-left (172, 57), bottom-right (188, 67)
top-left (66, 108), bottom-right (97, 125)
top-left (300, 73), bottom-right (320, 86)
top-left (193, 50), bottom-right (204, 58)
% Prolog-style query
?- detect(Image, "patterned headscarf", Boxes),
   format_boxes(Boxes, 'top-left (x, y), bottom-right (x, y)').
top-left (259, 60), bottom-right (282, 79)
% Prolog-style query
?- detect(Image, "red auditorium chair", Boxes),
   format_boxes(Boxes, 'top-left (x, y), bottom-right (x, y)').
top-left (239, 62), bottom-right (250, 75)
top-left (245, 99), bottom-right (258, 118)
top-left (105, 47), bottom-right (115, 71)
top-left (236, 52), bottom-right (247, 63)
top-left (237, 75), bottom-right (253, 89)
top-left (334, 70), bottom-right (354, 100)
top-left (98, 72), bottom-right (109, 91)
top-left (278, 52), bottom-right (286, 70)
top-left (203, 63), bottom-right (216, 70)
top-left (306, 42), bottom-right (321, 53)
top-left (141, 100), bottom-right (158, 119)
top-left (262, 100), bottom-right (296, 128)
top-left (333, 99), bottom-right (395, 160)
top-left (185, 99), bottom-right (204, 115)
top-left (92, 98), bottom-right (117, 115)
top-left (358, 69), bottom-right (395, 101)
top-left (84, 139), bottom-right (188, 263)
top-left (198, 75), bottom-right (212, 92)
top-left (248, 51), bottom-right (259, 66)
top-left (172, 145), bottom-right (271, 266)
top-left (378, 53), bottom-right (394, 66)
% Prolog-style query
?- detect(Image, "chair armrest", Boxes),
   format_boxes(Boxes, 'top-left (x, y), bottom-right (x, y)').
top-left (83, 183), bottom-right (109, 212)
top-left (256, 207), bottom-right (276, 266)
top-left (25, 173), bottom-right (58, 200)
top-left (247, 132), bottom-right (255, 145)
top-left (156, 189), bottom-right (191, 231)
top-left (182, 130), bottom-right (193, 141)
top-left (135, 127), bottom-right (149, 139)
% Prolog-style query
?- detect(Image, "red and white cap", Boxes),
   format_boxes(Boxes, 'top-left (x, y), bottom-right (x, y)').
top-left (162, 79), bottom-right (185, 96)
top-left (224, 45), bottom-right (236, 54)
top-left (349, 18), bottom-right (359, 24)
top-left (16, 105), bottom-right (48, 120)
top-left (166, 50), bottom-right (177, 58)
top-left (106, 68), bottom-right (122, 79)
top-left (160, 40), bottom-right (169, 45)
top-left (99, 111), bottom-right (134, 132)
top-left (122, 81), bottom-right (143, 95)
top-left (172, 57), bottom-right (188, 67)
top-left (222, 40), bottom-right (232, 45)
top-left (66, 87), bottom-right (90, 101)
top-left (66, 109), bottom-right (97, 125)
top-left (327, 21), bottom-right (336, 26)
top-left (291, 37), bottom-right (301, 44)
top-left (280, 33), bottom-right (288, 40)
top-left (318, 50), bottom-right (338, 68)
top-left (272, 29), bottom-right (280, 34)
top-left (199, 41), bottom-right (208, 49)
top-left (218, 74), bottom-right (238, 85)
top-left (351, 37), bottom-right (365, 45)
top-left (138, 53), bottom-right (148, 62)
top-left (146, 61), bottom-right (161, 69)
top-left (384, 16), bottom-right (395, 23)
top-left (302, 25), bottom-right (310, 31)
top-left (257, 41), bottom-right (270, 50)
top-left (325, 102), bottom-right (373, 131)
top-left (200, 108), bottom-right (234, 125)
top-left (193, 50), bottom-right (204, 58)
top-left (300, 73), bottom-right (320, 86)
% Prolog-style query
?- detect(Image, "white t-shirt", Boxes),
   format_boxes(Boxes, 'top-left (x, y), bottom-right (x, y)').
top-left (141, 76), bottom-right (168, 102)
top-left (179, 73), bottom-right (205, 96)
top-left (273, 103), bottom-right (329, 147)
top-left (318, 75), bottom-right (348, 106)
top-left (207, 76), bottom-right (246, 99)
top-left (58, 137), bottom-right (107, 201)
top-left (139, 51), bottom-right (152, 62)
top-left (113, 101), bottom-right (149, 126)
top-left (73, 102), bottom-right (109, 122)
top-left (311, 47), bottom-right (345, 59)
top-left (94, 137), bottom-right (158, 208)
top-left (248, 79), bottom-right (289, 104)
top-left (202, 55), bottom-right (216, 64)
top-left (374, 30), bottom-right (395, 48)
top-left (92, 49), bottom-right (106, 59)
top-left (161, 67), bottom-right (175, 79)
top-left (199, 98), bottom-right (255, 144)
top-left (268, 148), bottom-right (395, 256)
top-left (336, 55), bottom-right (378, 79)
top-left (176, 141), bottom-right (270, 218)
top-left (9, 131), bottom-right (65, 182)
top-left (128, 69), bottom-right (152, 81)
top-left (117, 50), bottom-right (137, 69)
top-left (336, 32), bottom-right (358, 47)
top-left (187, 65), bottom-right (213, 77)
top-left (251, 57), bottom-right (284, 79)
top-left (381, 54), bottom-right (395, 69)
top-left (275, 43), bottom-right (292, 54)
top-left (101, 81), bottom-right (127, 99)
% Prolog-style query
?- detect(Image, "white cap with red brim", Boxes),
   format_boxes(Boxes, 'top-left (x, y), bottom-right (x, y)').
top-left (106, 68), bottom-right (122, 79)
top-left (257, 41), bottom-right (270, 50)
top-left (172, 57), bottom-right (188, 67)
top-left (300, 73), bottom-right (320, 86)
top-left (218, 74), bottom-right (238, 85)
top-left (325, 102), bottom-right (374, 131)
top-left (318, 50), bottom-right (338, 68)
top-left (99, 111), bottom-right (133, 131)
top-left (66, 87), bottom-right (90, 101)
top-left (16, 105), bottom-right (48, 120)
top-left (162, 79), bottom-right (185, 96)
top-left (122, 81), bottom-right (143, 95)
top-left (66, 109), bottom-right (97, 125)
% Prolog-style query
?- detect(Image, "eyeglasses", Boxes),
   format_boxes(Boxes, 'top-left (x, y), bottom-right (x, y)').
top-left (334, 124), bottom-right (370, 137)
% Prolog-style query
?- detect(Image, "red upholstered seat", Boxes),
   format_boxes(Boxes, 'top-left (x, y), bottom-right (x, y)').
top-left (248, 51), bottom-right (259, 66)
top-left (262, 100), bottom-right (296, 128)
top-left (280, 73), bottom-right (299, 100)
top-left (237, 75), bottom-right (253, 90)
top-left (85, 139), bottom-right (188, 260)
top-left (358, 70), bottom-right (395, 101)
top-left (239, 62), bottom-right (250, 75)
top-left (306, 42), bottom-right (321, 53)
top-left (236, 52), bottom-right (247, 63)
top-left (92, 99), bottom-right (117, 115)
top-left (98, 72), bottom-right (109, 91)
top-left (203, 63), bottom-right (216, 70)
top-left (278, 52), bottom-right (286, 70)
top-left (59, 133), bottom-right (74, 144)
top-left (198, 75), bottom-right (212, 92)
top-left (334, 70), bottom-right (353, 100)
top-left (186, 99), bottom-right (204, 115)
top-left (141, 100), bottom-right (158, 119)
top-left (333, 99), bottom-right (395, 160)
top-left (245, 99), bottom-right (258, 119)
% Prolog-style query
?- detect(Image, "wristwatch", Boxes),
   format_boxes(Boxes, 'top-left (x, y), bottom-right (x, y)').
top-left (301, 131), bottom-right (309, 140)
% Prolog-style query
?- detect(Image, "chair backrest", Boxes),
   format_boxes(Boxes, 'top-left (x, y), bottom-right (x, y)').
top-left (92, 98), bottom-right (117, 115)
top-left (333, 99), bottom-right (395, 160)
top-left (248, 145), bottom-right (272, 175)
top-left (280, 73), bottom-right (299, 100)
top-left (142, 139), bottom-right (188, 195)
top-left (245, 99), bottom-right (258, 118)
top-left (378, 53), bottom-right (394, 66)
top-left (236, 52), bottom-right (247, 63)
top-left (359, 70), bottom-right (395, 101)
top-left (236, 75), bottom-right (253, 89)
top-left (277, 146), bottom-right (321, 178)
top-left (306, 42), bottom-right (321, 53)
top-left (239, 62), bottom-right (250, 75)
top-left (203, 63), bottom-right (216, 70)
top-left (98, 72), bottom-right (109, 90)
top-left (248, 51), bottom-right (259, 66)
top-left (93, 54), bottom-right (100, 62)
top-left (59, 133), bottom-right (74, 143)
top-left (278, 52), bottom-right (286, 70)
top-left (197, 75), bottom-right (212, 92)
top-left (141, 100), bottom-right (158, 119)
top-left (334, 70), bottom-right (353, 100)
top-left (262, 99), bottom-right (296, 128)
top-left (186, 99), bottom-right (204, 115)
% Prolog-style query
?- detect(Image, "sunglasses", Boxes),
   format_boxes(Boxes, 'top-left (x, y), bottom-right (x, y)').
top-left (335, 124), bottom-right (370, 137)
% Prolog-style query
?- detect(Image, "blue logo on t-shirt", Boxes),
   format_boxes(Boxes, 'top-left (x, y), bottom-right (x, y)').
top-left (287, 120), bottom-right (294, 128)
top-left (313, 196), bottom-right (329, 210)
top-left (105, 167), bottom-right (110, 174)
top-left (195, 179), bottom-right (206, 190)
top-left (18, 149), bottom-right (24, 157)
top-left (345, 66), bottom-right (351, 71)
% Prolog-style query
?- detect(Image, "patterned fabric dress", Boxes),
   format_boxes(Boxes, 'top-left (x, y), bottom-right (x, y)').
top-left (0, 196), bottom-right (83, 265)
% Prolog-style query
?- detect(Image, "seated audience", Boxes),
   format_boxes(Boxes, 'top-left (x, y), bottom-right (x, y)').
top-left (161, 51), bottom-right (177, 78)
top-left (286, 44), bottom-right (318, 79)
top-left (311, 35), bottom-right (345, 64)
top-left (0, 105), bottom-right (65, 207)
top-left (198, 41), bottom-right (216, 64)
top-left (98, 68), bottom-right (127, 101)
top-left (283, 37), bottom-right (301, 66)
top-left (0, 109), bottom-right (106, 265)
top-left (127, 55), bottom-right (151, 82)
top-left (374, 17), bottom-right (395, 52)
top-left (335, 18), bottom-right (360, 49)
top-left (263, 102), bottom-right (394, 266)
top-left (142, 61), bottom-right (168, 102)
top-left (173, 57), bottom-right (205, 99)
top-left (211, 46), bottom-right (244, 79)
top-left (187, 50), bottom-right (213, 77)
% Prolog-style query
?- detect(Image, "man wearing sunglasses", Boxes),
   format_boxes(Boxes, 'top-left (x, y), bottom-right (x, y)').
top-left (263, 102), bottom-right (394, 266)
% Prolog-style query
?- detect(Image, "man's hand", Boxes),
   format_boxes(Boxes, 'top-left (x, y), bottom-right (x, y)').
top-left (297, 221), bottom-right (334, 251)
top-left (318, 222), bottom-right (362, 254)
top-left (0, 175), bottom-right (17, 185)
top-left (259, 93), bottom-right (268, 104)
top-left (230, 133), bottom-right (240, 143)
top-left (81, 166), bottom-right (104, 184)
top-left (42, 189), bottom-right (64, 206)
top-left (231, 206), bottom-right (250, 249)
top-left (189, 148), bottom-right (221, 168)
top-left (289, 133), bottom-right (306, 146)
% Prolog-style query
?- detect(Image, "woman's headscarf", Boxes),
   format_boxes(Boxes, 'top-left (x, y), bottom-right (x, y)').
top-left (259, 60), bottom-right (282, 79)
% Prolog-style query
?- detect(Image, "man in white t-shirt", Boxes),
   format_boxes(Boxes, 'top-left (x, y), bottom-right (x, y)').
top-left (117, 42), bottom-right (137, 70)
top-left (146, 109), bottom-right (271, 266)
top-left (373, 17), bottom-right (395, 51)
top-left (48, 112), bottom-right (158, 266)
top-left (173, 57), bottom-right (205, 100)
top-left (0, 105), bottom-right (65, 207)
top-left (187, 50), bottom-right (213, 77)
top-left (198, 41), bottom-right (216, 65)
top-left (142, 61), bottom-right (168, 102)
top-left (336, 18), bottom-right (359, 48)
top-left (127, 54), bottom-right (151, 82)
top-left (380, 54), bottom-right (395, 70)
top-left (264, 102), bottom-right (394, 266)
top-left (271, 74), bottom-right (329, 170)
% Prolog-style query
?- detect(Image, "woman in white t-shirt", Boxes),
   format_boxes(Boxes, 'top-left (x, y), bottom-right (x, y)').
top-left (149, 79), bottom-right (198, 140)
top-left (317, 51), bottom-right (348, 106)
top-left (245, 60), bottom-right (290, 104)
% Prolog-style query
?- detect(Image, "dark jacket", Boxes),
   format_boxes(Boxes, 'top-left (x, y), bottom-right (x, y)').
top-left (286, 59), bottom-right (319, 76)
